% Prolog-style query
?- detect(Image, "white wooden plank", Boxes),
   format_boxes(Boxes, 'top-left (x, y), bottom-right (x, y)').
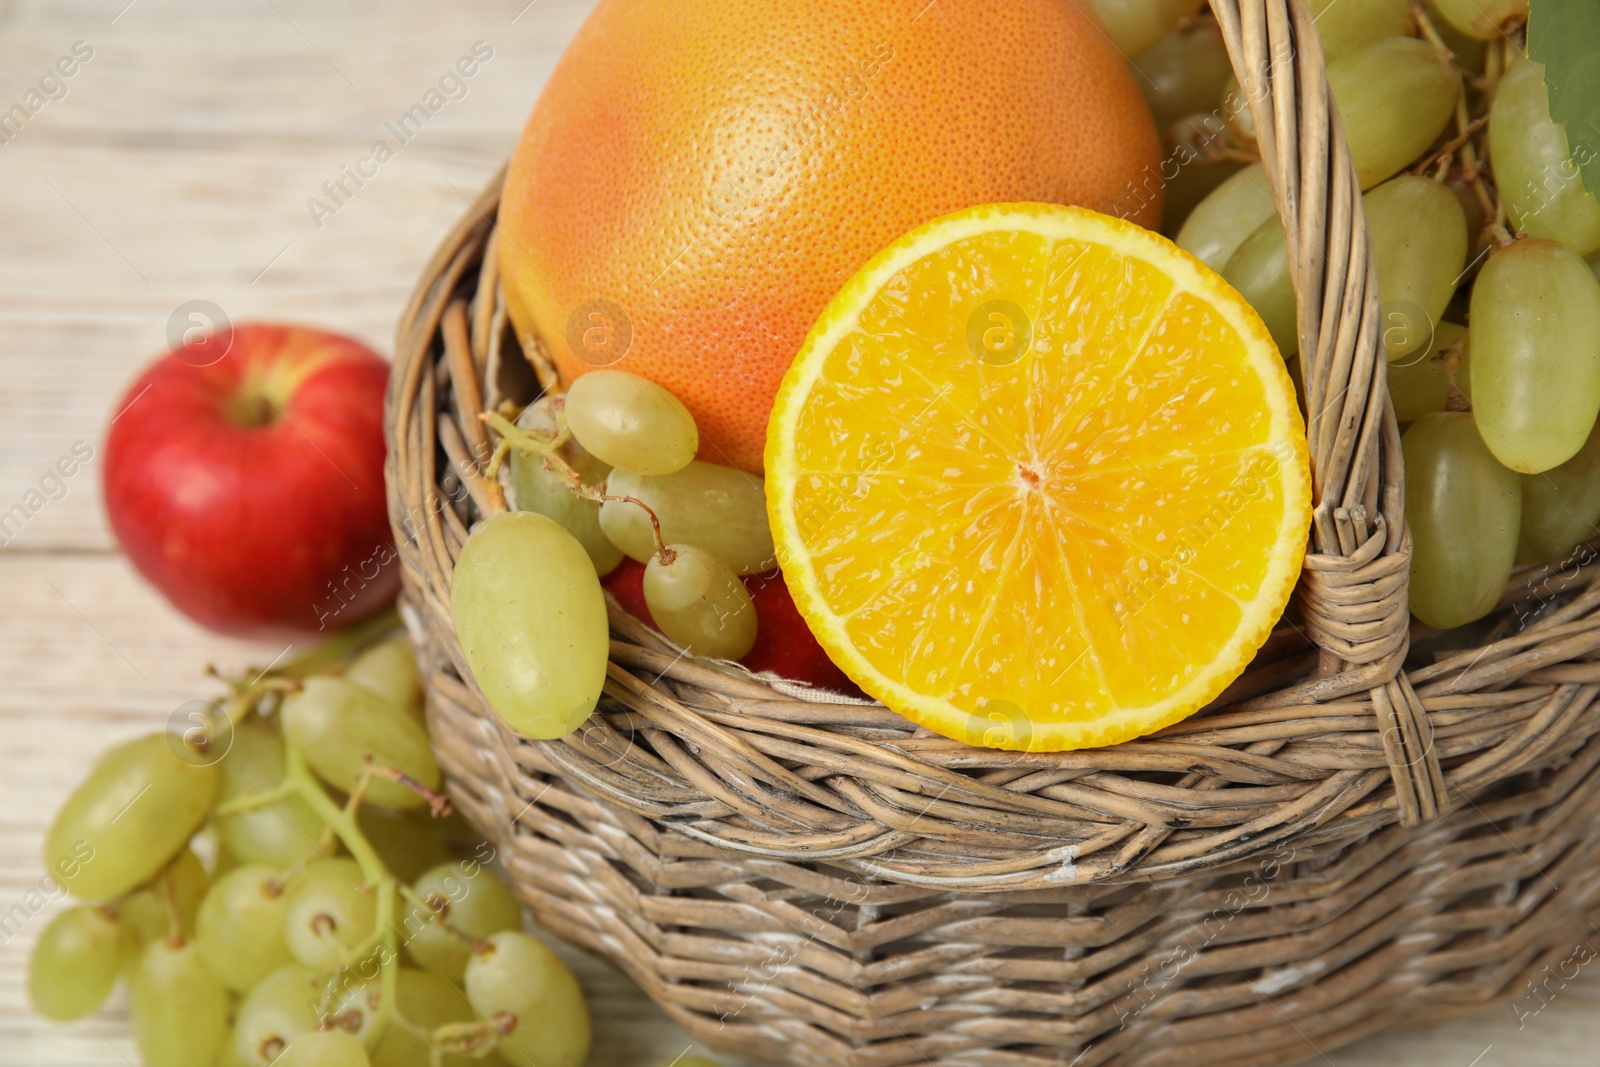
top-left (0, 0), bottom-right (585, 549)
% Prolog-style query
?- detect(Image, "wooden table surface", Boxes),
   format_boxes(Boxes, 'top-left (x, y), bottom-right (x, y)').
top-left (1, 2), bottom-right (1595, 1064)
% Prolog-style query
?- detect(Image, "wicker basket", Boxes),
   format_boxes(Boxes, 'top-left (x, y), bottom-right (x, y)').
top-left (386, 3), bottom-right (1600, 1063)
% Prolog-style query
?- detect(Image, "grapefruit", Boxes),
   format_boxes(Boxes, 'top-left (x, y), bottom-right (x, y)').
top-left (499, 0), bottom-right (1162, 472)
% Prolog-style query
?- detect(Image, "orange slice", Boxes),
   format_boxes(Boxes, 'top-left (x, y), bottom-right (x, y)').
top-left (765, 204), bottom-right (1311, 751)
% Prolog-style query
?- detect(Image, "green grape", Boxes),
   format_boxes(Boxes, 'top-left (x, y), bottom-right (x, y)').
top-left (1132, 22), bottom-right (1232, 131)
top-left (1084, 0), bottom-right (1204, 57)
top-left (43, 733), bottom-right (217, 901)
top-left (1387, 322), bottom-right (1470, 422)
top-left (283, 859), bottom-right (377, 970)
top-left (511, 397), bottom-right (624, 577)
top-left (212, 840), bottom-right (243, 882)
top-left (358, 807), bottom-right (457, 886)
top-left (120, 846), bottom-right (210, 946)
top-left (1162, 163), bottom-right (1245, 239)
top-left (129, 938), bottom-right (228, 1067)
top-left (1159, 134), bottom-right (1244, 237)
top-left (1518, 424), bottom-right (1600, 564)
top-left (1176, 163), bottom-right (1277, 272)
top-left (274, 1031), bottom-right (370, 1067)
top-left (216, 1021), bottom-right (254, 1067)
top-left (600, 461), bottom-right (776, 575)
top-left (403, 861), bottom-right (523, 981)
top-left (1447, 169), bottom-right (1491, 265)
top-left (378, 970), bottom-right (479, 1067)
top-left (1470, 238), bottom-right (1600, 473)
top-left (196, 866), bottom-right (292, 993)
top-left (1221, 214), bottom-right (1299, 357)
top-left (1327, 37), bottom-right (1460, 190)
top-left (1490, 54), bottom-right (1600, 257)
top-left (1431, 0), bottom-right (1527, 39)
top-left (463, 931), bottom-right (590, 1067)
top-left (564, 370), bottom-right (699, 476)
top-left (1310, 0), bottom-right (1409, 60)
top-left (1219, 73), bottom-right (1257, 155)
top-left (1366, 176), bottom-right (1468, 360)
top-left (1404, 413), bottom-right (1521, 628)
top-left (359, 805), bottom-right (489, 887)
top-left (29, 905), bottom-right (124, 1020)
top-left (330, 978), bottom-right (381, 1045)
top-left (216, 723), bottom-right (329, 869)
top-left (344, 637), bottom-right (424, 726)
top-left (334, 968), bottom-right (478, 1067)
top-left (643, 545), bottom-right (759, 660)
top-left (282, 678), bottom-right (440, 811)
top-left (235, 963), bottom-right (321, 1067)
top-left (1426, 1), bottom-right (1488, 71)
top-left (653, 1059), bottom-right (720, 1067)
top-left (451, 511), bottom-right (610, 740)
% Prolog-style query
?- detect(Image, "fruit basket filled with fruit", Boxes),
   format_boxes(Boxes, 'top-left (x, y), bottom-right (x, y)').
top-left (389, 0), bottom-right (1600, 1064)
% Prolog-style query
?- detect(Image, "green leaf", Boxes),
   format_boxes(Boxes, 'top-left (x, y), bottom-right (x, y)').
top-left (1529, 0), bottom-right (1600, 201)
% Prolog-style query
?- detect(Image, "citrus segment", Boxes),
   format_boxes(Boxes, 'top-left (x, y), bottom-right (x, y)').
top-left (766, 204), bottom-right (1311, 751)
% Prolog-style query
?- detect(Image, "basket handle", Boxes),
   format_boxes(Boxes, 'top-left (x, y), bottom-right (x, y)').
top-left (1210, 0), bottom-right (1445, 823)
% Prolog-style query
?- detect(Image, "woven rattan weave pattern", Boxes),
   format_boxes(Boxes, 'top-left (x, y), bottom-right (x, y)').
top-left (385, 1), bottom-right (1600, 1062)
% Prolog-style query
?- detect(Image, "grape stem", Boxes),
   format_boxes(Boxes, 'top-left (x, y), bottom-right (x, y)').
top-left (1441, 331), bottom-right (1471, 411)
top-left (366, 757), bottom-right (454, 817)
top-left (281, 745), bottom-right (403, 1045)
top-left (213, 780), bottom-right (297, 816)
top-left (161, 869), bottom-right (184, 949)
top-left (1409, 0), bottom-right (1515, 249)
top-left (163, 619), bottom-right (501, 1063)
top-left (481, 407), bottom-right (672, 559)
top-left (1487, 38), bottom-right (1522, 248)
top-left (213, 608), bottom-right (402, 698)
top-left (272, 834), bottom-right (337, 894)
top-left (479, 401), bottom-right (572, 516)
top-left (1408, 1), bottom-right (1452, 53)
top-left (397, 883), bottom-right (492, 952)
top-left (344, 764), bottom-right (376, 815)
top-left (1197, 144), bottom-right (1259, 166)
top-left (1407, 116), bottom-right (1487, 179)
top-left (274, 749), bottom-right (500, 1059)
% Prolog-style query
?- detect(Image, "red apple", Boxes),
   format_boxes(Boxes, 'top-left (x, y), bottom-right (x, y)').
top-left (603, 559), bottom-right (861, 696)
top-left (740, 570), bottom-right (860, 696)
top-left (104, 323), bottom-right (397, 639)
top-left (601, 557), bottom-right (653, 629)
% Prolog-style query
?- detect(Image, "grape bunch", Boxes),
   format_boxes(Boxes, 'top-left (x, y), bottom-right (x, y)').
top-left (1127, 0), bottom-right (1600, 631)
top-left (456, 370), bottom-right (774, 739)
top-left (30, 620), bottom-right (591, 1067)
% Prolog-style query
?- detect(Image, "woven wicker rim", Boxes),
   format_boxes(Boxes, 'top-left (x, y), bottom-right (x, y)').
top-left (386, 0), bottom-right (1600, 894)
